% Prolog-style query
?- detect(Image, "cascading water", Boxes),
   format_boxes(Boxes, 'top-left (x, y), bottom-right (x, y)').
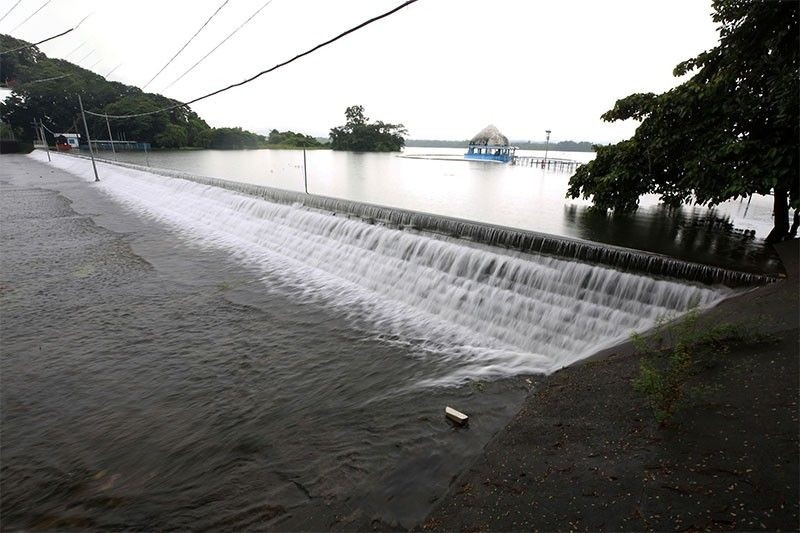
top-left (60, 153), bottom-right (775, 286)
top-left (34, 152), bottom-right (730, 384)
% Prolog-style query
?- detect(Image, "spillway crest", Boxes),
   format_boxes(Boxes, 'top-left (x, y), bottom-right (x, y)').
top-left (37, 153), bottom-right (728, 384)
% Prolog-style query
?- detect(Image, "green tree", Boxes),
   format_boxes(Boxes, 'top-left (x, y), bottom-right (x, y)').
top-left (329, 105), bottom-right (406, 152)
top-left (266, 129), bottom-right (324, 148)
top-left (154, 124), bottom-right (188, 148)
top-left (0, 33), bottom-right (212, 149)
top-left (567, 1), bottom-right (799, 242)
top-left (204, 127), bottom-right (265, 149)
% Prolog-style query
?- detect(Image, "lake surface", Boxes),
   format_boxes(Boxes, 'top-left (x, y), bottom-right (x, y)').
top-left (108, 146), bottom-right (780, 276)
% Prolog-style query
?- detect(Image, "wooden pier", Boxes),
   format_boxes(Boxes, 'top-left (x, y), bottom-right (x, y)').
top-left (512, 156), bottom-right (580, 171)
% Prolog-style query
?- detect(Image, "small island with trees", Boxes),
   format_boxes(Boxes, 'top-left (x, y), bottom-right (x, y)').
top-left (329, 105), bottom-right (407, 152)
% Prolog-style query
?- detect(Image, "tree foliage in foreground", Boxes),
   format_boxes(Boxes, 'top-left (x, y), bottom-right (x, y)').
top-left (329, 105), bottom-right (407, 152)
top-left (567, 1), bottom-right (799, 241)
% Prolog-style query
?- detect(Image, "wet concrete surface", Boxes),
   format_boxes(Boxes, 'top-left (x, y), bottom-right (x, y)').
top-left (0, 155), bottom-right (531, 530)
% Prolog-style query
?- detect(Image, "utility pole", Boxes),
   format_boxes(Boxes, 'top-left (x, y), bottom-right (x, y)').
top-left (31, 119), bottom-right (42, 145)
top-left (104, 114), bottom-right (117, 160)
top-left (38, 120), bottom-right (51, 162)
top-left (302, 147), bottom-right (308, 194)
top-left (78, 94), bottom-right (100, 182)
top-left (543, 129), bottom-right (552, 168)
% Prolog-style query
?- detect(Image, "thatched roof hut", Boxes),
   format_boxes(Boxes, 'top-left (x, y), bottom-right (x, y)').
top-left (469, 124), bottom-right (509, 146)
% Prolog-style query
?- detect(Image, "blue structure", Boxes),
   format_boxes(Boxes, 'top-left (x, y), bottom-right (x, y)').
top-left (464, 124), bottom-right (516, 163)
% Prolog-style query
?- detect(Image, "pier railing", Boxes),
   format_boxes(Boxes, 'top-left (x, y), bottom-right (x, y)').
top-left (512, 156), bottom-right (580, 171)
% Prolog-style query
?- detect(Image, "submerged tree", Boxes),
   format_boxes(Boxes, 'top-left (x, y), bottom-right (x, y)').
top-left (329, 105), bottom-right (407, 152)
top-left (567, 0), bottom-right (799, 242)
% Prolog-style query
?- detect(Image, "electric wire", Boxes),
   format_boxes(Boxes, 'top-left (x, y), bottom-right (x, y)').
top-left (0, 14), bottom-right (90, 55)
top-left (104, 62), bottom-right (123, 78)
top-left (77, 48), bottom-right (95, 63)
top-left (9, 0), bottom-right (51, 32)
top-left (40, 120), bottom-right (78, 137)
top-left (88, 0), bottom-right (419, 119)
top-left (161, 0), bottom-right (273, 91)
top-left (0, 0), bottom-right (23, 24)
top-left (142, 0), bottom-right (230, 89)
top-left (15, 73), bottom-right (72, 85)
top-left (64, 40), bottom-right (87, 59)
top-left (1, 27), bottom-right (72, 54)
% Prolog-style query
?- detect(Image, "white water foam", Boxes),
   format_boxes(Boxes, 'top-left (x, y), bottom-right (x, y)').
top-left (31, 151), bottom-right (729, 385)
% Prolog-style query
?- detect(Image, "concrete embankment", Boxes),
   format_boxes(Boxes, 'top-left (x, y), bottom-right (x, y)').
top-left (425, 241), bottom-right (799, 531)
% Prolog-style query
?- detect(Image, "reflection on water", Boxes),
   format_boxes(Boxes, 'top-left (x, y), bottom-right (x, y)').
top-left (563, 204), bottom-right (777, 275)
top-left (110, 147), bottom-right (780, 275)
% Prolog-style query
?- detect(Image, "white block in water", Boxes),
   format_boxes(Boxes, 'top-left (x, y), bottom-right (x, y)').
top-left (445, 406), bottom-right (469, 425)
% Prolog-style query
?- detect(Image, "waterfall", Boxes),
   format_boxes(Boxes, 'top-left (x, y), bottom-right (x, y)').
top-left (36, 152), bottom-right (735, 384)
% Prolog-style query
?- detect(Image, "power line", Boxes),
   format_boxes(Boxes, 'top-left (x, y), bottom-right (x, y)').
top-left (104, 62), bottom-right (123, 79)
top-left (0, 0), bottom-right (23, 24)
top-left (162, 0), bottom-right (273, 91)
top-left (1, 27), bottom-right (72, 55)
top-left (41, 120), bottom-right (78, 136)
top-left (142, 0), bottom-right (230, 90)
top-left (0, 14), bottom-right (90, 55)
top-left (40, 121), bottom-right (57, 135)
top-left (9, 0), bottom-right (51, 33)
top-left (77, 48), bottom-right (95, 63)
top-left (64, 40), bottom-right (87, 60)
top-left (88, 0), bottom-right (419, 119)
top-left (15, 73), bottom-right (72, 85)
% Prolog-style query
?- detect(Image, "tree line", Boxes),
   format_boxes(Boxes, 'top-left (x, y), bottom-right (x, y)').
top-left (0, 36), bottom-right (406, 153)
top-left (0, 34), bottom-right (324, 150)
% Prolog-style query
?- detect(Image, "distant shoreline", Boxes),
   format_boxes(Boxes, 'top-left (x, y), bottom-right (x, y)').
top-left (405, 139), bottom-right (596, 152)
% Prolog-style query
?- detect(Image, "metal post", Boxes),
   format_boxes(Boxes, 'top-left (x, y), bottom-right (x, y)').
top-left (144, 142), bottom-right (150, 167)
top-left (78, 95), bottom-right (100, 182)
top-left (32, 119), bottom-right (43, 145)
top-left (303, 148), bottom-right (308, 194)
top-left (38, 120), bottom-right (51, 162)
top-left (104, 114), bottom-right (116, 160)
top-left (544, 129), bottom-right (552, 165)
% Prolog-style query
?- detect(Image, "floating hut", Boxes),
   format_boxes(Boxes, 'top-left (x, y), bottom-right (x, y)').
top-left (464, 124), bottom-right (517, 163)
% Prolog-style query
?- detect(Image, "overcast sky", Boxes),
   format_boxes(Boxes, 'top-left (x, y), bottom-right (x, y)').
top-left (1, 0), bottom-right (720, 142)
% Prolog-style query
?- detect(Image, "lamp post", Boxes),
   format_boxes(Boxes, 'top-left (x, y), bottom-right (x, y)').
top-left (544, 129), bottom-right (552, 166)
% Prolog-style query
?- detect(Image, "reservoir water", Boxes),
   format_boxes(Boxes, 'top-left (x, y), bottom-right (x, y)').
top-left (0, 150), bottom-right (767, 529)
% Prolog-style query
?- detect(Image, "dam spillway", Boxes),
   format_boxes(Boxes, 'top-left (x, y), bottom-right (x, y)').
top-left (38, 152), bottom-right (735, 383)
top-left (67, 154), bottom-right (773, 288)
